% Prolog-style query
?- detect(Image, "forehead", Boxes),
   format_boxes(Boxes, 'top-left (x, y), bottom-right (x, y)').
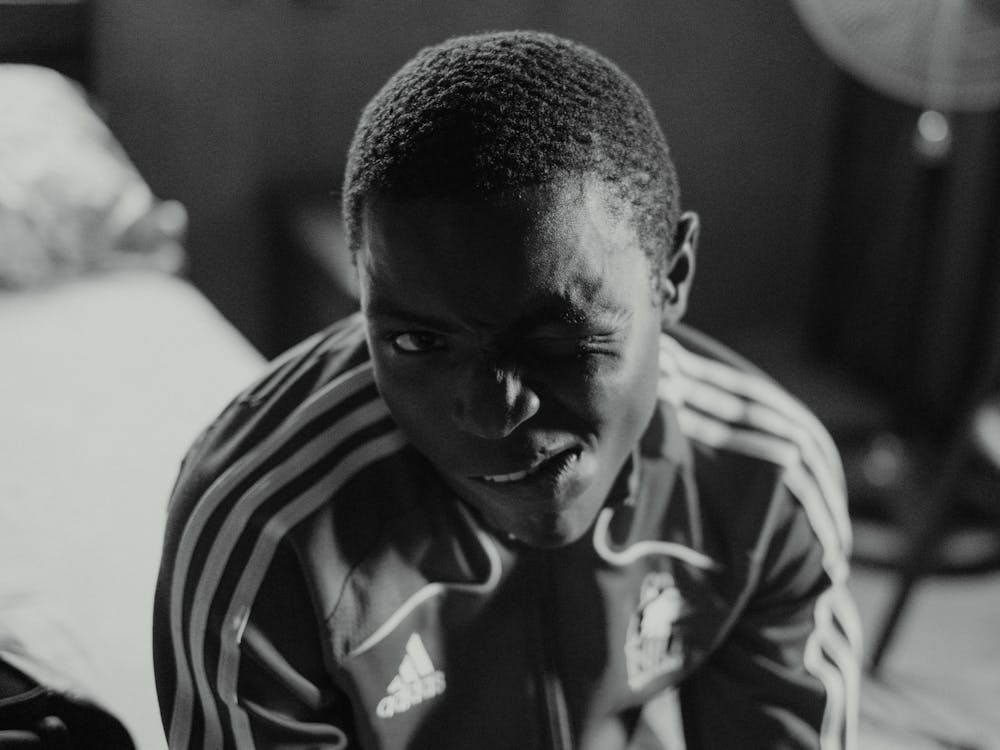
top-left (359, 179), bottom-right (652, 326)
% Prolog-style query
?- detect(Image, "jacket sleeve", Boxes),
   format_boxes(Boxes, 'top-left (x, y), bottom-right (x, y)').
top-left (154, 504), bottom-right (362, 750)
top-left (677, 481), bottom-right (862, 750)
top-left (152, 407), bottom-right (364, 750)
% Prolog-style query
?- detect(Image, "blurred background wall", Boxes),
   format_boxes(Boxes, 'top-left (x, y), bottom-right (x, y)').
top-left (90, 0), bottom-right (838, 355)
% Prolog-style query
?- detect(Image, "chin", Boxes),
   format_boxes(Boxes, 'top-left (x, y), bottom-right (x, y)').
top-left (515, 523), bottom-right (589, 549)
top-left (500, 495), bottom-right (605, 549)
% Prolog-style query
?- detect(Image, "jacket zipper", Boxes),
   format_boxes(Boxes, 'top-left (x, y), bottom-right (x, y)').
top-left (531, 552), bottom-right (573, 750)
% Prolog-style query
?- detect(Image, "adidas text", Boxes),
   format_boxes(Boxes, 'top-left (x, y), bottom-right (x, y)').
top-left (376, 633), bottom-right (446, 718)
top-left (376, 671), bottom-right (446, 718)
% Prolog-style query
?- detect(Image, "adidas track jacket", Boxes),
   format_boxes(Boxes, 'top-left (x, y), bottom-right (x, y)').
top-left (153, 315), bottom-right (861, 750)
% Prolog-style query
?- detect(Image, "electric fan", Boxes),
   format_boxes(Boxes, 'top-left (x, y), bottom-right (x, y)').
top-left (790, 0), bottom-right (1000, 159)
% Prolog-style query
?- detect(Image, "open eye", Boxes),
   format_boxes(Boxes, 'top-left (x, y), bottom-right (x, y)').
top-left (390, 331), bottom-right (446, 354)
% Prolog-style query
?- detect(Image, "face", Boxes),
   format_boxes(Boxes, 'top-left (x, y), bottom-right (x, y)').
top-left (358, 179), bottom-right (668, 548)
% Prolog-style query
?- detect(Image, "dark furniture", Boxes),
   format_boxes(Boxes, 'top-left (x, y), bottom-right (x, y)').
top-left (0, 0), bottom-right (91, 85)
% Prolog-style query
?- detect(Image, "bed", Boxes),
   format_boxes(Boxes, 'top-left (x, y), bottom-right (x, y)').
top-left (0, 271), bottom-right (264, 750)
top-left (0, 21), bottom-right (265, 748)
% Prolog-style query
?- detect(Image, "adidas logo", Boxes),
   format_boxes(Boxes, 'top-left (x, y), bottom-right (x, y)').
top-left (375, 633), bottom-right (446, 719)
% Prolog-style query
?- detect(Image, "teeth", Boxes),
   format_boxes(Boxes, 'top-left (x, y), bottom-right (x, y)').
top-left (482, 469), bottom-right (530, 483)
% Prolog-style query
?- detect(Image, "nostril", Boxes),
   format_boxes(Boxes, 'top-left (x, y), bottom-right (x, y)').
top-left (451, 397), bottom-right (515, 440)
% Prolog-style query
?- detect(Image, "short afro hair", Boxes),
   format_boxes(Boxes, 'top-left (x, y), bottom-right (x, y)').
top-left (343, 30), bottom-right (682, 298)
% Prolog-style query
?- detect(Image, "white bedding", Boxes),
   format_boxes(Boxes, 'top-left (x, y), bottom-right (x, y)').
top-left (0, 270), bottom-right (264, 749)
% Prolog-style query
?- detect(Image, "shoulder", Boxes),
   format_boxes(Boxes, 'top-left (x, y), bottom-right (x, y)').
top-left (168, 314), bottom-right (380, 501)
top-left (656, 329), bottom-right (862, 750)
top-left (658, 324), bottom-right (851, 565)
top-left (153, 315), bottom-right (424, 749)
top-left (159, 313), bottom-right (412, 574)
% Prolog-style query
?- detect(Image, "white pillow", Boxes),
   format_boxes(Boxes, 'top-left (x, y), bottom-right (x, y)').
top-left (0, 64), bottom-right (186, 288)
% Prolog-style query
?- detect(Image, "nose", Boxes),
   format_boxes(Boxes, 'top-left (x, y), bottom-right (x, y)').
top-left (452, 359), bottom-right (540, 439)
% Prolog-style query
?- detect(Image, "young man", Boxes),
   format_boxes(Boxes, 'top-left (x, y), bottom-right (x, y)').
top-left (154, 31), bottom-right (860, 750)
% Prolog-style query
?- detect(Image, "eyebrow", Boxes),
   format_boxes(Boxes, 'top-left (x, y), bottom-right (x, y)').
top-left (517, 293), bottom-right (628, 331)
top-left (366, 292), bottom-right (628, 333)
top-left (365, 299), bottom-right (462, 333)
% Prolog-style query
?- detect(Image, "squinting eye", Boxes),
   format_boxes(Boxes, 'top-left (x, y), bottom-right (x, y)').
top-left (391, 331), bottom-right (446, 354)
top-left (529, 334), bottom-right (616, 358)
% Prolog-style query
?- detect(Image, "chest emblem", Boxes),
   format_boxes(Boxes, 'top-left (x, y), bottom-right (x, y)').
top-left (625, 572), bottom-right (688, 690)
top-left (376, 633), bottom-right (447, 719)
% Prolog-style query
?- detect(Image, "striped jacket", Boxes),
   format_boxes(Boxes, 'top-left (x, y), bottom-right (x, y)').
top-left (153, 314), bottom-right (861, 750)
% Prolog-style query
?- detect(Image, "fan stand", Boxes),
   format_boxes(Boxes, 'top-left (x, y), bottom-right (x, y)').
top-left (790, 0), bottom-right (1000, 673)
top-left (868, 321), bottom-right (1000, 673)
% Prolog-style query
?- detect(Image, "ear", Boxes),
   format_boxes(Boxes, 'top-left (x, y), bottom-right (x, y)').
top-left (660, 211), bottom-right (699, 330)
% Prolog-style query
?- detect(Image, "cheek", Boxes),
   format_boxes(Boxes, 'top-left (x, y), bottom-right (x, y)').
top-left (561, 327), bottom-right (660, 422)
top-left (606, 357), bottom-right (659, 430)
top-left (535, 358), bottom-right (656, 454)
top-left (590, 329), bottom-right (661, 441)
top-left (370, 355), bottom-right (458, 453)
